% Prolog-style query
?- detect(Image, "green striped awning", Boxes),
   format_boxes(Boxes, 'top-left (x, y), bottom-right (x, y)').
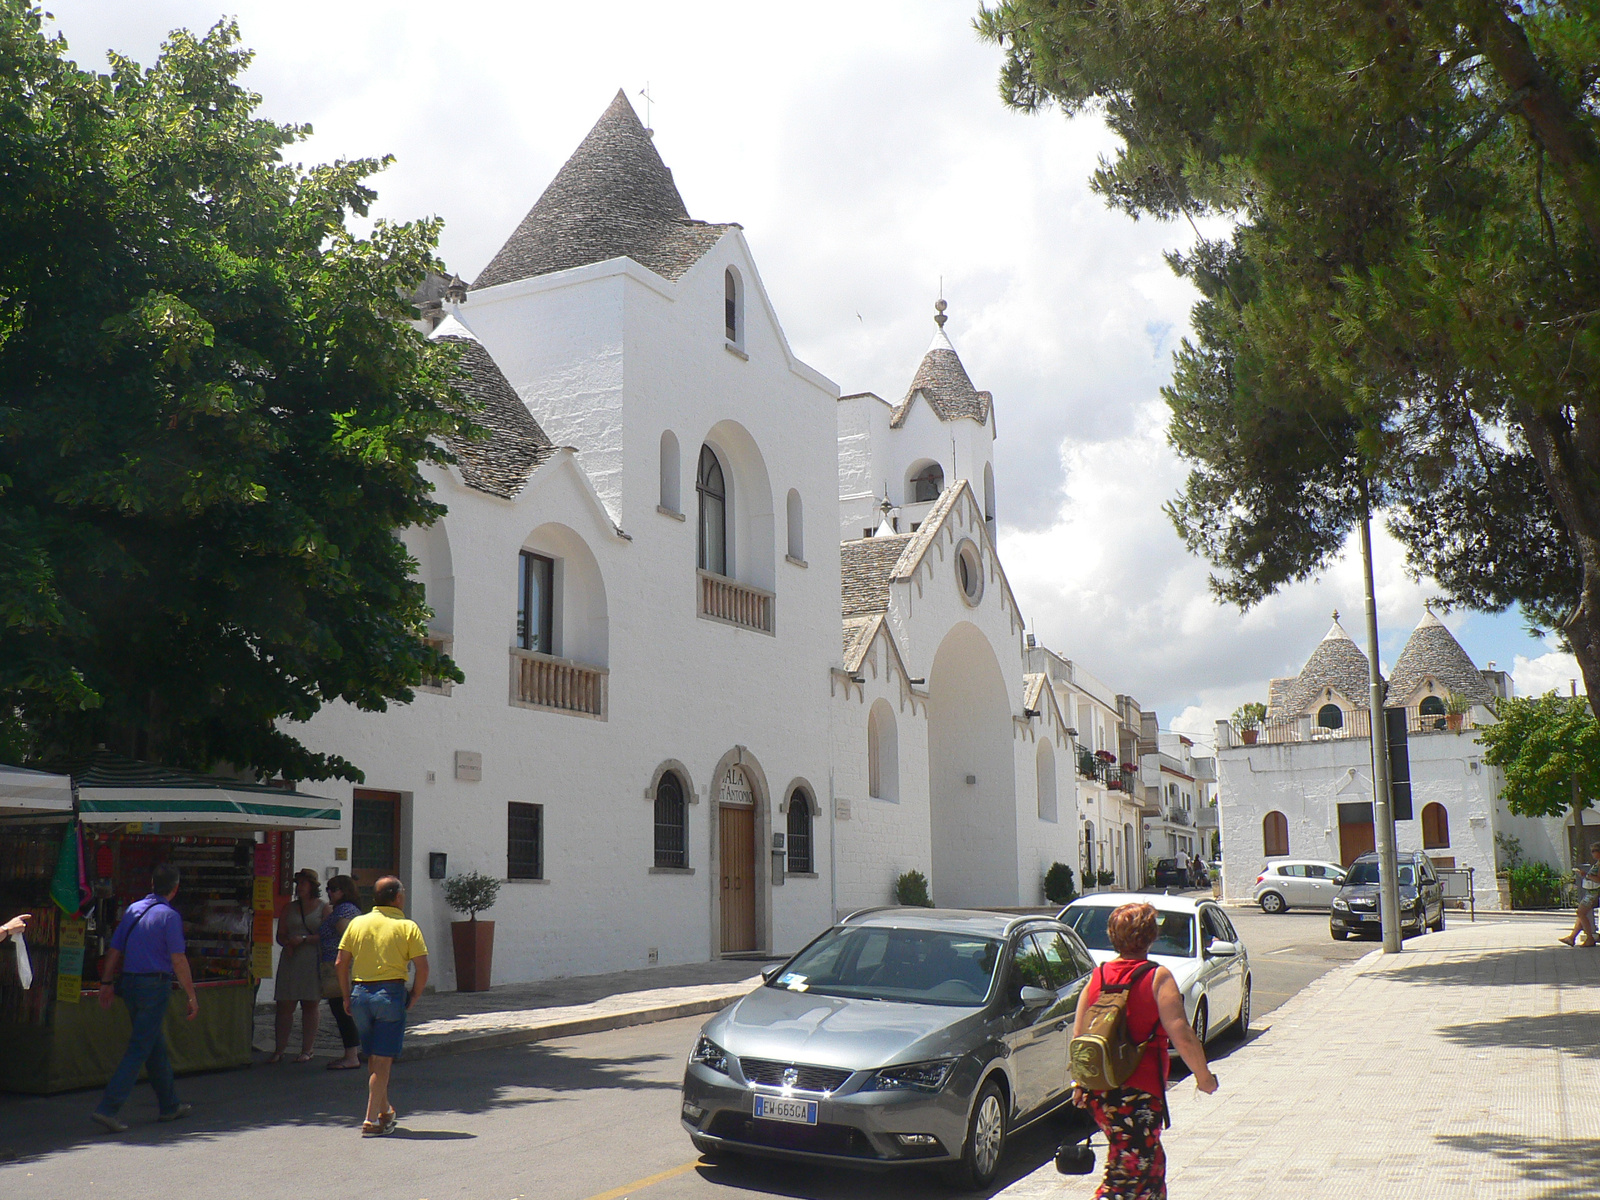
top-left (70, 754), bottom-right (341, 832)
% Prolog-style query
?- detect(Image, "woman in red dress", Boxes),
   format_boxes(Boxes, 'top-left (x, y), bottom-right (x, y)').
top-left (1071, 903), bottom-right (1219, 1199)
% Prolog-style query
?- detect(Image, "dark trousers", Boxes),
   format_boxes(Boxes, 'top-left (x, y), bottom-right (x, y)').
top-left (96, 974), bottom-right (180, 1117)
top-left (326, 996), bottom-right (360, 1049)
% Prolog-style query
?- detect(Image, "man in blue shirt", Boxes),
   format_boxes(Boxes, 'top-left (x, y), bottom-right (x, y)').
top-left (92, 863), bottom-right (199, 1133)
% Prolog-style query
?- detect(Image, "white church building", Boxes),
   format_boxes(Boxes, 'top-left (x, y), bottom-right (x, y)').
top-left (287, 92), bottom-right (1086, 987)
top-left (1214, 612), bottom-right (1569, 912)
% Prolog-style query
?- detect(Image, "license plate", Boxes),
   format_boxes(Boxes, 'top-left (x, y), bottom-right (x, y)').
top-left (754, 1095), bottom-right (818, 1125)
top-left (1361, 913), bottom-right (1380, 922)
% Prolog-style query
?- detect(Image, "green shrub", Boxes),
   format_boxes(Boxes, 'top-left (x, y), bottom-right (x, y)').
top-left (441, 871), bottom-right (501, 920)
top-left (895, 869), bottom-right (933, 907)
top-left (1096, 869), bottom-right (1117, 887)
top-left (1508, 861), bottom-right (1565, 909)
top-left (1044, 862), bottom-right (1077, 905)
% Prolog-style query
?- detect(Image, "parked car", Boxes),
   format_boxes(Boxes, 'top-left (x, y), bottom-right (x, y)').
top-left (680, 909), bottom-right (1096, 1190)
top-left (1152, 858), bottom-right (1187, 887)
top-left (1057, 892), bottom-right (1251, 1049)
top-left (1330, 851), bottom-right (1446, 940)
top-left (1253, 859), bottom-right (1348, 913)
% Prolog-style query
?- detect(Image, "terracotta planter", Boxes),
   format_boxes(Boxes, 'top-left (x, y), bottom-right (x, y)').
top-left (1241, 729), bottom-right (1259, 745)
top-left (451, 919), bottom-right (495, 993)
top-left (1446, 713), bottom-right (1464, 732)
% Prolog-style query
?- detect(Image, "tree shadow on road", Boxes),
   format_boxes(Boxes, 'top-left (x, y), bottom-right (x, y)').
top-left (1436, 1010), bottom-right (1600, 1061)
top-left (0, 1036), bottom-right (680, 1164)
top-left (1436, 1131), bottom-right (1600, 1200)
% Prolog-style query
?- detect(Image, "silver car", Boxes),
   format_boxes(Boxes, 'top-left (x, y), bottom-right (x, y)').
top-left (1253, 858), bottom-right (1347, 913)
top-left (680, 909), bottom-right (1097, 1189)
top-left (1058, 893), bottom-right (1251, 1047)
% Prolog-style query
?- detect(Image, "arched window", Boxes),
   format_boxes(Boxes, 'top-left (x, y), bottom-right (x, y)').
top-left (1036, 739), bottom-right (1057, 822)
top-left (724, 267), bottom-right (741, 344)
top-left (787, 791), bottom-right (813, 873)
top-left (909, 462), bottom-right (945, 503)
top-left (1422, 802), bottom-right (1450, 849)
top-left (867, 699), bottom-right (898, 801)
top-left (1317, 704), bottom-right (1344, 729)
top-left (697, 445), bottom-right (727, 576)
top-left (654, 772), bottom-right (687, 868)
top-left (659, 431), bottom-right (680, 513)
top-left (983, 462), bottom-right (996, 536)
top-left (786, 488), bottom-right (803, 561)
top-left (1418, 695), bottom-right (1445, 716)
top-left (1263, 810), bottom-right (1290, 857)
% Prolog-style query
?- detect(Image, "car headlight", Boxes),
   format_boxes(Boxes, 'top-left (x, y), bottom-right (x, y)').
top-left (863, 1059), bottom-right (955, 1093)
top-left (1401, 895), bottom-right (1419, 909)
top-left (689, 1035), bottom-right (730, 1076)
top-left (1331, 898), bottom-right (1349, 910)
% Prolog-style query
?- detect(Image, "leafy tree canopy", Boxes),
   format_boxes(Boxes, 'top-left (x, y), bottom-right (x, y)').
top-left (1478, 693), bottom-right (1600, 818)
top-left (0, 7), bottom-right (470, 780)
top-left (977, 1), bottom-right (1600, 694)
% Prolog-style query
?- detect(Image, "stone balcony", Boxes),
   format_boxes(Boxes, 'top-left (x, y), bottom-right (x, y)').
top-left (509, 648), bottom-right (608, 719)
top-left (697, 569), bottom-right (774, 635)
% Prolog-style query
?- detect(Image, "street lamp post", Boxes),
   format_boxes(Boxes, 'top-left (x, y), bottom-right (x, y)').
top-left (1358, 479), bottom-right (1403, 954)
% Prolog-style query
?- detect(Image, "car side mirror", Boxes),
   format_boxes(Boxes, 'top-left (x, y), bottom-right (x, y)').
top-left (761, 964), bottom-right (784, 984)
top-left (1019, 985), bottom-right (1055, 1010)
top-left (1206, 940), bottom-right (1237, 957)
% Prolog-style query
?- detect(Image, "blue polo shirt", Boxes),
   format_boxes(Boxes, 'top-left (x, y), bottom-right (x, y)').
top-left (111, 894), bottom-right (186, 974)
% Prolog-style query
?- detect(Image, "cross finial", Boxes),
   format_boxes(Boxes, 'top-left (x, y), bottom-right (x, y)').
top-left (638, 82), bottom-right (654, 134)
top-left (1332, 608), bottom-right (1340, 622)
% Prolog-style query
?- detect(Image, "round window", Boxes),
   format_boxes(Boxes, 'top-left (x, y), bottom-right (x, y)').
top-left (955, 540), bottom-right (983, 605)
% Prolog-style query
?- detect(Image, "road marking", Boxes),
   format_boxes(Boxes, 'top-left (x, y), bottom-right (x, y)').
top-left (578, 1160), bottom-right (700, 1200)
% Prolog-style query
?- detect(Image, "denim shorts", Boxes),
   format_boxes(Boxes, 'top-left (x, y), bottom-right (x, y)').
top-left (349, 980), bottom-right (408, 1058)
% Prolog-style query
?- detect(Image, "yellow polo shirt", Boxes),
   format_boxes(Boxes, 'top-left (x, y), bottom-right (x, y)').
top-left (338, 906), bottom-right (428, 983)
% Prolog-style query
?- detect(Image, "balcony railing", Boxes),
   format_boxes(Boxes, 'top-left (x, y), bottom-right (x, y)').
top-left (698, 569), bottom-right (775, 634)
top-left (509, 648), bottom-right (607, 718)
top-left (1077, 752), bottom-right (1134, 789)
top-left (419, 634), bottom-right (453, 696)
top-left (1233, 704), bottom-right (1480, 746)
top-left (1165, 807), bottom-right (1192, 827)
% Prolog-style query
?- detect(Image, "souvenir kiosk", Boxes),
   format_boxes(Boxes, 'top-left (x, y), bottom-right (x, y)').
top-left (0, 754), bottom-right (340, 1093)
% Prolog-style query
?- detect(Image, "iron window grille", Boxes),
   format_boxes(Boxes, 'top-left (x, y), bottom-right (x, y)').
top-left (508, 801), bottom-right (543, 879)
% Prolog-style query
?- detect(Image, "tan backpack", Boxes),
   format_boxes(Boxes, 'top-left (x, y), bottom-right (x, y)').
top-left (1069, 962), bottom-right (1158, 1090)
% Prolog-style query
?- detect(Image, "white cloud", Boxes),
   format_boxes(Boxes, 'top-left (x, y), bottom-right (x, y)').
top-left (1512, 652), bottom-right (1586, 699)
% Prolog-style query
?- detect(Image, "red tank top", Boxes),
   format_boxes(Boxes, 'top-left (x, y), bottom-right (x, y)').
top-left (1083, 957), bottom-right (1169, 1096)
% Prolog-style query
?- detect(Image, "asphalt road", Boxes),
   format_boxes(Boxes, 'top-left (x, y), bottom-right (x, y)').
top-left (0, 901), bottom-right (1375, 1200)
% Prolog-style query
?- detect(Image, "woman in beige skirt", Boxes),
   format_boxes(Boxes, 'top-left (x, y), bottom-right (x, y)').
top-left (269, 869), bottom-right (328, 1062)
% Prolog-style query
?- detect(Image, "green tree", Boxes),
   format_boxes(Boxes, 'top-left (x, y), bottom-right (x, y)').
top-left (977, 2), bottom-right (1600, 694)
top-left (1478, 692), bottom-right (1600, 819)
top-left (0, 9), bottom-right (469, 779)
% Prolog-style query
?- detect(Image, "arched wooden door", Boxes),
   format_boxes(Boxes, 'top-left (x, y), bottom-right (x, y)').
top-left (718, 766), bottom-right (757, 953)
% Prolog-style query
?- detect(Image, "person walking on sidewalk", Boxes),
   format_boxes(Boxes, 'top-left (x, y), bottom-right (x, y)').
top-left (92, 863), bottom-right (198, 1134)
top-left (319, 875), bottom-right (363, 1070)
top-left (269, 868), bottom-right (328, 1062)
top-left (1559, 843), bottom-right (1600, 947)
top-left (336, 875), bottom-right (428, 1137)
top-left (1071, 902), bottom-right (1218, 1199)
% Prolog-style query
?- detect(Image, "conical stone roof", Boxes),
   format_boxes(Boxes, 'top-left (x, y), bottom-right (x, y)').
top-left (1275, 616), bottom-right (1372, 718)
top-left (1387, 610), bottom-right (1497, 707)
top-left (890, 323), bottom-right (993, 429)
top-left (473, 90), bottom-right (737, 290)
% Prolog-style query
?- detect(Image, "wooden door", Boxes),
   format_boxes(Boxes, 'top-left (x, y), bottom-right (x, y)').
top-left (720, 804), bottom-right (757, 953)
top-left (351, 789), bottom-right (401, 906)
top-left (1339, 822), bottom-right (1375, 866)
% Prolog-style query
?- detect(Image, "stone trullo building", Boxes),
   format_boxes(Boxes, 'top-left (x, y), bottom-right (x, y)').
top-left (1214, 611), bottom-right (1568, 911)
top-left (286, 92), bottom-right (1096, 988)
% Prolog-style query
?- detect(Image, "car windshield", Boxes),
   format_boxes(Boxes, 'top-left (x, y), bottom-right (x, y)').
top-left (1343, 861), bottom-right (1414, 887)
top-left (1061, 906), bottom-right (1197, 958)
top-left (768, 927), bottom-right (1002, 1007)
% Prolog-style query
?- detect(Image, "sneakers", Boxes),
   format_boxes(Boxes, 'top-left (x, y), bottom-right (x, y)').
top-left (158, 1104), bottom-right (192, 1123)
top-left (91, 1112), bottom-right (129, 1135)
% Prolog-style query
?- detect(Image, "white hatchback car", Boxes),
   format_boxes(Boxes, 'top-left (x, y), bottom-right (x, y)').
top-left (1253, 859), bottom-right (1347, 913)
top-left (1057, 893), bottom-right (1251, 1048)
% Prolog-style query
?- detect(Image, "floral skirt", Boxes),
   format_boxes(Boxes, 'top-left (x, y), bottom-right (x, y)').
top-left (1086, 1088), bottom-right (1166, 1200)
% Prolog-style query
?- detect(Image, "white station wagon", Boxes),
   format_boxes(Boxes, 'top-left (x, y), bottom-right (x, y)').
top-left (1253, 859), bottom-right (1347, 913)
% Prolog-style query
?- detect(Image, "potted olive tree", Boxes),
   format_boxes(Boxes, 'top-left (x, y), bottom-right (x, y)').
top-left (1233, 702), bottom-right (1267, 745)
top-left (1445, 692), bottom-right (1471, 732)
top-left (442, 871), bottom-right (501, 992)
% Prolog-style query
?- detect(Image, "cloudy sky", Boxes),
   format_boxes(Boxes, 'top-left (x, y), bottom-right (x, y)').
top-left (50, 0), bottom-right (1579, 740)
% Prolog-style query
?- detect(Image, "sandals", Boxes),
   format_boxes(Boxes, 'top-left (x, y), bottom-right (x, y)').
top-left (360, 1108), bottom-right (397, 1137)
top-left (294, 1053), bottom-right (314, 1063)
top-left (327, 1059), bottom-right (362, 1071)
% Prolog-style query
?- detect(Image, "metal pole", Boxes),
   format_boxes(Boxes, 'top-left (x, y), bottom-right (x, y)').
top-left (1358, 481), bottom-right (1403, 954)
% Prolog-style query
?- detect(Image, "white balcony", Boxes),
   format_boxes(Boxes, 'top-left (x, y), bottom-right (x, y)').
top-left (509, 648), bottom-right (608, 719)
top-left (697, 569), bottom-right (774, 635)
top-left (419, 634), bottom-right (453, 696)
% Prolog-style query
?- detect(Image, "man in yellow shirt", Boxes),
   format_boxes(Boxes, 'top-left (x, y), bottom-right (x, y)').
top-left (336, 876), bottom-right (429, 1136)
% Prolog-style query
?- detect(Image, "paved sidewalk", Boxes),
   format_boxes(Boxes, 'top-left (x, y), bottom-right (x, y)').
top-left (253, 958), bottom-right (765, 1061)
top-left (1000, 918), bottom-right (1600, 1200)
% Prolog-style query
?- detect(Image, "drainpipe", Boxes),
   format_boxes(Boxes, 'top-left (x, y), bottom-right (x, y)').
top-left (828, 768), bottom-right (837, 923)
